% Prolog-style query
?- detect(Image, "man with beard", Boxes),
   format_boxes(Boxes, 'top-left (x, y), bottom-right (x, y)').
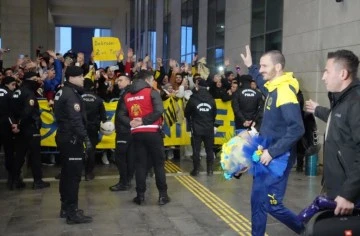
top-left (241, 45), bottom-right (305, 235)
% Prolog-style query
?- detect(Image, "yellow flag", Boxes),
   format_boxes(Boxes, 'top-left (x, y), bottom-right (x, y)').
top-left (92, 37), bottom-right (121, 61)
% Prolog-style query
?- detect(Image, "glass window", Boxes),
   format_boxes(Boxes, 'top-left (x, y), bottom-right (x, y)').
top-left (180, 0), bottom-right (199, 64)
top-left (250, 0), bottom-right (283, 64)
top-left (266, 0), bottom-right (283, 32)
top-left (251, 36), bottom-right (265, 65)
top-left (251, 0), bottom-right (265, 37)
top-left (265, 31), bottom-right (282, 51)
top-left (207, 0), bottom-right (225, 72)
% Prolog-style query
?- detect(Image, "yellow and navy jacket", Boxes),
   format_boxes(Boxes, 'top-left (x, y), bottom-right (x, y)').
top-left (248, 65), bottom-right (304, 158)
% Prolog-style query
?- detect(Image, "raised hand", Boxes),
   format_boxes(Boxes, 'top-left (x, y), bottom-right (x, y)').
top-left (240, 45), bottom-right (253, 68)
top-left (224, 58), bottom-right (230, 67)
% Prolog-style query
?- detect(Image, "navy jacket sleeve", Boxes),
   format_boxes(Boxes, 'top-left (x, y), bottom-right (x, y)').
top-left (248, 65), bottom-right (267, 96)
top-left (268, 103), bottom-right (305, 158)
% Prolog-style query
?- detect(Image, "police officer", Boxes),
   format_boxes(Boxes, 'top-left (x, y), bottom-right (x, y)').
top-left (0, 76), bottom-right (17, 189)
top-left (10, 72), bottom-right (50, 190)
top-left (110, 75), bottom-right (134, 191)
top-left (54, 66), bottom-right (92, 224)
top-left (121, 70), bottom-right (170, 205)
top-left (231, 76), bottom-right (264, 131)
top-left (82, 78), bottom-right (107, 181)
top-left (184, 78), bottom-right (217, 176)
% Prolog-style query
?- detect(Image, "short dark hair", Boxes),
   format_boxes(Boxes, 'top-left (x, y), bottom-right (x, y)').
top-left (263, 50), bottom-right (286, 69)
top-left (136, 70), bottom-right (154, 80)
top-left (225, 71), bottom-right (234, 78)
top-left (327, 50), bottom-right (359, 79)
top-left (175, 73), bottom-right (183, 78)
top-left (193, 73), bottom-right (201, 78)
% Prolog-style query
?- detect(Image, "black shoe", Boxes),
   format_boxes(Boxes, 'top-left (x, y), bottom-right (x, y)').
top-left (60, 208), bottom-right (84, 218)
top-left (33, 180), bottom-right (50, 190)
top-left (66, 210), bottom-right (92, 224)
top-left (296, 166), bottom-right (304, 172)
top-left (190, 169), bottom-right (199, 176)
top-left (85, 173), bottom-right (95, 181)
top-left (7, 177), bottom-right (14, 190)
top-left (158, 195), bottom-right (170, 205)
top-left (15, 180), bottom-right (26, 189)
top-left (207, 170), bottom-right (214, 176)
top-left (109, 182), bottom-right (130, 191)
top-left (133, 194), bottom-right (145, 205)
top-left (55, 173), bottom-right (61, 180)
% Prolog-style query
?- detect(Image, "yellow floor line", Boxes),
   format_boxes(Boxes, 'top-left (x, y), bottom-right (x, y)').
top-left (176, 176), bottom-right (252, 235)
top-left (165, 160), bottom-right (182, 172)
top-left (165, 161), bottom-right (268, 235)
top-left (164, 162), bottom-right (177, 173)
top-left (179, 177), bottom-right (248, 226)
top-left (176, 177), bottom-right (246, 234)
top-left (183, 176), bottom-right (252, 225)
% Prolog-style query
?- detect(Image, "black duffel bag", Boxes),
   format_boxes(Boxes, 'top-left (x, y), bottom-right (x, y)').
top-left (305, 210), bottom-right (360, 236)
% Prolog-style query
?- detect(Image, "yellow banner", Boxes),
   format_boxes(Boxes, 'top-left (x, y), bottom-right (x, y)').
top-left (162, 99), bottom-right (235, 146)
top-left (92, 37), bottom-right (121, 61)
top-left (39, 99), bottom-right (235, 149)
top-left (39, 100), bottom-right (117, 149)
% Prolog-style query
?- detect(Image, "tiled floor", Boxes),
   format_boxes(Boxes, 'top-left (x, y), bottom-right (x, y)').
top-left (0, 154), bottom-right (321, 236)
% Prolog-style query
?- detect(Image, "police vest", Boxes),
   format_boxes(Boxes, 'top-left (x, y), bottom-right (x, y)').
top-left (124, 88), bottom-right (162, 133)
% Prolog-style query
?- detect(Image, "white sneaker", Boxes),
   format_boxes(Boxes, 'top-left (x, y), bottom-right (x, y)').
top-left (50, 154), bottom-right (56, 164)
top-left (102, 153), bottom-right (110, 165)
top-left (167, 149), bottom-right (174, 160)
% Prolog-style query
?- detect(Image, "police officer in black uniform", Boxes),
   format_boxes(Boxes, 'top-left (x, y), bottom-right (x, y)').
top-left (10, 72), bottom-right (50, 190)
top-left (82, 78), bottom-right (107, 181)
top-left (231, 76), bottom-right (263, 131)
top-left (109, 75), bottom-right (134, 191)
top-left (0, 76), bottom-right (17, 188)
top-left (185, 78), bottom-right (217, 176)
top-left (54, 66), bottom-right (92, 224)
top-left (121, 70), bottom-right (170, 205)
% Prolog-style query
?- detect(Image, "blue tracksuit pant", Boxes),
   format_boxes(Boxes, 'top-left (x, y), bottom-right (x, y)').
top-left (251, 162), bottom-right (304, 236)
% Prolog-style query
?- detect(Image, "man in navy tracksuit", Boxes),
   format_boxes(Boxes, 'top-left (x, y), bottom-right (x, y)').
top-left (241, 45), bottom-right (305, 235)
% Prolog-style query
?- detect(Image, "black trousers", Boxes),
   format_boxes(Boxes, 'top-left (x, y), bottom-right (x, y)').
top-left (13, 133), bottom-right (42, 181)
top-left (192, 134), bottom-right (214, 164)
top-left (114, 133), bottom-right (134, 185)
top-left (132, 132), bottom-right (167, 194)
top-left (85, 127), bottom-right (99, 175)
top-left (57, 139), bottom-right (83, 210)
top-left (0, 123), bottom-right (14, 174)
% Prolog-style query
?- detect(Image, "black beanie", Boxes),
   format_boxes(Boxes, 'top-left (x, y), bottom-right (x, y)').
top-left (2, 76), bottom-right (16, 85)
top-left (65, 66), bottom-right (83, 79)
top-left (23, 72), bottom-right (38, 80)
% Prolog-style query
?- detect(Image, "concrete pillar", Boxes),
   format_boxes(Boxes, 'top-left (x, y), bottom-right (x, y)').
top-left (170, 0), bottom-right (181, 61)
top-left (47, 8), bottom-right (55, 50)
top-left (30, 0), bottom-right (49, 57)
top-left (0, 0), bottom-right (31, 67)
top-left (224, 0), bottom-right (251, 72)
top-left (197, 0), bottom-right (208, 58)
top-left (156, 0), bottom-right (164, 59)
top-left (112, 1), bottom-right (130, 53)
